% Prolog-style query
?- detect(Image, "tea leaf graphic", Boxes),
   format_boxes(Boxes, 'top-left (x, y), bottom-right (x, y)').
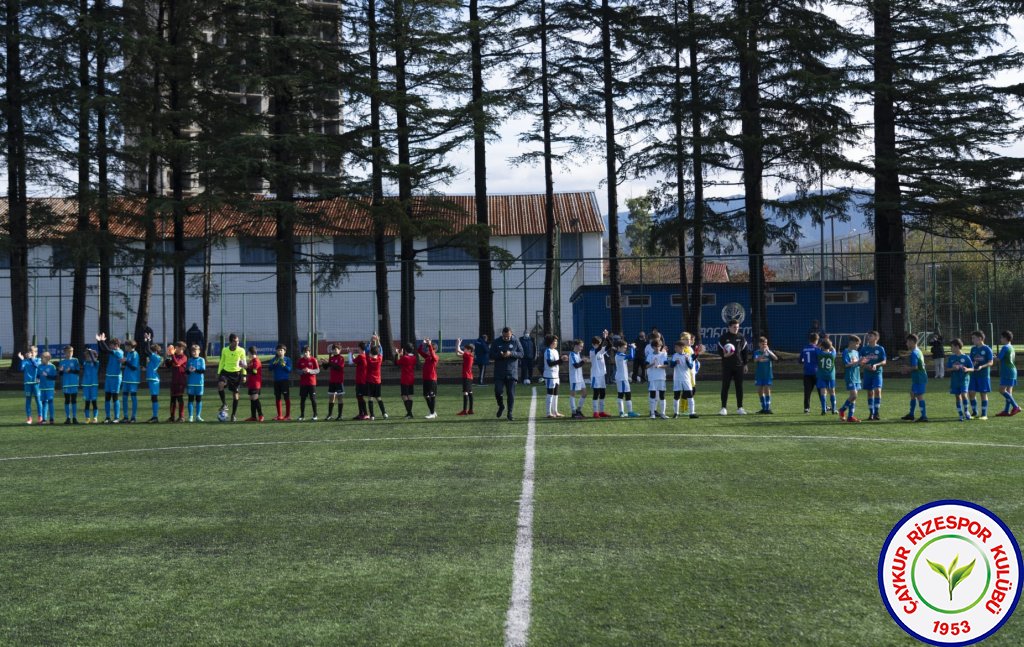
top-left (950, 559), bottom-right (976, 593)
top-left (948, 555), bottom-right (959, 577)
top-left (927, 559), bottom-right (949, 581)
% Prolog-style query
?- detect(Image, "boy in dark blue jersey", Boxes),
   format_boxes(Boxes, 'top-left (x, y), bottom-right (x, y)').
top-left (799, 333), bottom-right (820, 413)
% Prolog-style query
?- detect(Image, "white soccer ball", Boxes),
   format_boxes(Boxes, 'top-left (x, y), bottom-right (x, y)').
top-left (722, 343), bottom-right (736, 355)
top-left (218, 409), bottom-right (229, 422)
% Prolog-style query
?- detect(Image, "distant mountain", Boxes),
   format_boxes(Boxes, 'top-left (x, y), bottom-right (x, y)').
top-left (606, 188), bottom-right (873, 254)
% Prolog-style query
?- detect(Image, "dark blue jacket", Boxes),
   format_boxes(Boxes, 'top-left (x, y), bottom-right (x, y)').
top-left (490, 336), bottom-right (524, 380)
top-left (475, 338), bottom-right (490, 365)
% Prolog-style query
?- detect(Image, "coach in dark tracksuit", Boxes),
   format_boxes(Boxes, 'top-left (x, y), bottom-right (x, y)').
top-left (491, 327), bottom-right (524, 421)
top-left (719, 319), bottom-right (749, 414)
top-left (519, 332), bottom-right (536, 384)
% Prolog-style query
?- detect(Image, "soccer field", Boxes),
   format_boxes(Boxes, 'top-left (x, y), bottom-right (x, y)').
top-left (2, 379), bottom-right (1023, 646)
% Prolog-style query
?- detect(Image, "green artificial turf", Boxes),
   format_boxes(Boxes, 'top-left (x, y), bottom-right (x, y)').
top-left (1, 379), bottom-right (1023, 645)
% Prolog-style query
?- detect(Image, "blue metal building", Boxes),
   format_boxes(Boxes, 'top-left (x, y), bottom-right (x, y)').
top-left (570, 280), bottom-right (876, 352)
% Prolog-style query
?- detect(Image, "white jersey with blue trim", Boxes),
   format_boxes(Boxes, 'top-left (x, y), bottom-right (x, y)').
top-left (569, 351), bottom-right (584, 385)
top-left (543, 347), bottom-right (560, 380)
top-left (672, 352), bottom-right (696, 391)
top-left (589, 346), bottom-right (607, 379)
top-left (646, 350), bottom-right (668, 381)
top-left (614, 349), bottom-right (632, 383)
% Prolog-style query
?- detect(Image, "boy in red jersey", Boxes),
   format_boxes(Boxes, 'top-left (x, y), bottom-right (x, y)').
top-left (456, 338), bottom-right (475, 415)
top-left (418, 338), bottom-right (440, 419)
top-left (244, 346), bottom-right (264, 422)
top-left (395, 343), bottom-right (417, 418)
top-left (365, 345), bottom-right (387, 420)
top-left (164, 341), bottom-right (188, 422)
top-left (325, 344), bottom-right (347, 421)
top-left (296, 345), bottom-right (320, 421)
top-left (351, 342), bottom-right (369, 420)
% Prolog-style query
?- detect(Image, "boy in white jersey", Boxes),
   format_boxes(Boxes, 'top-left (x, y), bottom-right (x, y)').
top-left (589, 332), bottom-right (611, 418)
top-left (671, 339), bottom-right (699, 418)
top-left (646, 338), bottom-right (669, 418)
top-left (542, 334), bottom-right (566, 418)
top-left (568, 339), bottom-right (588, 419)
top-left (613, 339), bottom-right (639, 417)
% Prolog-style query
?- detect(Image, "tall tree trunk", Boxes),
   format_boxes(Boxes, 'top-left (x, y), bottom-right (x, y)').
top-left (737, 0), bottom-right (766, 338)
top-left (72, 0), bottom-right (92, 353)
top-left (395, 0), bottom-right (417, 344)
top-left (94, 0), bottom-right (111, 340)
top-left (167, 0), bottom-right (187, 340)
top-left (672, 0), bottom-right (689, 334)
top-left (540, 0), bottom-right (556, 335)
top-left (470, 0), bottom-right (494, 339)
top-left (686, 0), bottom-right (705, 337)
top-left (602, 0), bottom-right (622, 335)
top-left (872, 0), bottom-right (905, 348)
top-left (134, 1), bottom-right (165, 345)
top-left (202, 208), bottom-right (212, 351)
top-left (4, 0), bottom-right (30, 366)
top-left (369, 0), bottom-right (394, 358)
top-left (270, 2), bottom-right (300, 356)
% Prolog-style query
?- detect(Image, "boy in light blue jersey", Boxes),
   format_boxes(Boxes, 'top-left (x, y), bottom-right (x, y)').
top-left (968, 331), bottom-right (994, 420)
top-left (81, 349), bottom-right (100, 423)
top-left (38, 352), bottom-right (58, 424)
top-left (144, 343), bottom-right (163, 423)
top-left (996, 330), bottom-right (1020, 416)
top-left (816, 339), bottom-right (837, 415)
top-left (752, 336), bottom-right (778, 414)
top-left (17, 347), bottom-right (42, 424)
top-left (120, 339), bottom-right (141, 423)
top-left (59, 345), bottom-right (81, 424)
top-left (96, 332), bottom-right (124, 423)
top-left (860, 331), bottom-right (887, 420)
top-left (947, 339), bottom-right (974, 421)
top-left (186, 344), bottom-right (206, 422)
top-left (902, 334), bottom-right (929, 422)
top-left (838, 335), bottom-right (862, 422)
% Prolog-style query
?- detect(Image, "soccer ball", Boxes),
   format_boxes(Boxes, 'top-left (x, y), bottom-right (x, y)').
top-left (218, 409), bottom-right (229, 422)
top-left (722, 343), bottom-right (736, 355)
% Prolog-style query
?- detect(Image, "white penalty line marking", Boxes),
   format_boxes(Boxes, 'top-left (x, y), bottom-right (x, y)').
top-left (505, 388), bottom-right (537, 647)
top-left (3, 427), bottom-right (1024, 464)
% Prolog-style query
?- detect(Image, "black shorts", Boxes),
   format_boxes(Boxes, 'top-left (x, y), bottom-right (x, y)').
top-left (300, 384), bottom-right (317, 398)
top-left (219, 371), bottom-right (242, 392)
top-left (274, 380), bottom-right (290, 398)
top-left (356, 383), bottom-right (368, 397)
top-left (328, 382), bottom-right (345, 396)
top-left (367, 383), bottom-right (381, 398)
top-left (462, 379), bottom-right (473, 394)
top-left (247, 387), bottom-right (261, 396)
top-left (423, 380), bottom-right (438, 397)
top-left (400, 384), bottom-right (414, 397)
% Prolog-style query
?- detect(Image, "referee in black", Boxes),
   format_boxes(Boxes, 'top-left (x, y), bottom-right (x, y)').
top-left (718, 319), bottom-right (749, 415)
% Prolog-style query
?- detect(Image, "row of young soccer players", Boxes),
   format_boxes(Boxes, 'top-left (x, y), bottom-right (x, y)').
top-left (788, 329), bottom-right (1019, 422)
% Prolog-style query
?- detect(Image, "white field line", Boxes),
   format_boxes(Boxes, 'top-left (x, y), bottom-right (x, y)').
top-left (2, 428), bottom-right (1024, 465)
top-left (505, 388), bottom-right (538, 647)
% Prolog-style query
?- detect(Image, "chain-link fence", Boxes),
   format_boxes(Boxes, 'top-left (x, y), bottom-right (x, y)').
top-left (4, 248), bottom-right (1023, 356)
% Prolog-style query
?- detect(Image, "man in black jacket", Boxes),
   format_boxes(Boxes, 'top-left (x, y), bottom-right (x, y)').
top-left (491, 327), bottom-right (524, 421)
top-left (718, 319), bottom-right (749, 415)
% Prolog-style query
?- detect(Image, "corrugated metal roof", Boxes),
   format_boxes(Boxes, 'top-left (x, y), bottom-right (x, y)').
top-left (0, 192), bottom-right (604, 241)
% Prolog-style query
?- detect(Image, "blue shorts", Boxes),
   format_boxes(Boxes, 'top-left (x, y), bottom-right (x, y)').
top-left (23, 384), bottom-right (39, 397)
top-left (862, 372), bottom-right (883, 390)
top-left (911, 382), bottom-right (927, 396)
top-left (845, 381), bottom-right (861, 392)
top-left (82, 385), bottom-right (98, 401)
top-left (1000, 377), bottom-right (1017, 388)
top-left (950, 384), bottom-right (969, 395)
top-left (62, 385), bottom-right (79, 395)
top-left (968, 376), bottom-right (991, 393)
top-left (755, 378), bottom-right (772, 386)
top-left (816, 377), bottom-right (835, 390)
top-left (187, 384), bottom-right (205, 396)
top-left (147, 379), bottom-right (160, 396)
top-left (40, 390), bottom-right (54, 403)
top-left (618, 380), bottom-right (631, 395)
top-left (122, 381), bottom-right (139, 394)
top-left (104, 375), bottom-right (122, 394)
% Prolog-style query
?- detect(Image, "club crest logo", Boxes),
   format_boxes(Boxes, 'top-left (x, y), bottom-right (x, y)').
top-left (879, 500), bottom-right (1022, 645)
top-left (720, 302), bottom-right (745, 325)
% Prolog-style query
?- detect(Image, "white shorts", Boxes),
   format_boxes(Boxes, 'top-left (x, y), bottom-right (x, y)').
top-left (647, 379), bottom-right (666, 392)
top-left (673, 378), bottom-right (694, 393)
top-left (617, 380), bottom-right (631, 395)
top-left (545, 377), bottom-right (560, 389)
top-left (570, 382), bottom-right (584, 392)
top-left (591, 375), bottom-right (607, 389)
